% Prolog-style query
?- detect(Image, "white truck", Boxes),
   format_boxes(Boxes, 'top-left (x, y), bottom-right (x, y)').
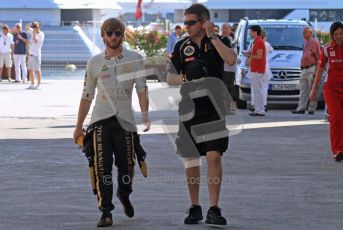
top-left (233, 18), bottom-right (324, 109)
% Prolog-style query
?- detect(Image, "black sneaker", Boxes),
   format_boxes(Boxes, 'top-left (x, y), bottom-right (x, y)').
top-left (97, 212), bottom-right (113, 227)
top-left (249, 112), bottom-right (265, 116)
top-left (205, 206), bottom-right (227, 227)
top-left (184, 205), bottom-right (203, 224)
top-left (116, 193), bottom-right (134, 218)
top-left (291, 110), bottom-right (305, 114)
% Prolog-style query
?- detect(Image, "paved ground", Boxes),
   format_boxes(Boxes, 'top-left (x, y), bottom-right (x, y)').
top-left (0, 80), bottom-right (342, 230)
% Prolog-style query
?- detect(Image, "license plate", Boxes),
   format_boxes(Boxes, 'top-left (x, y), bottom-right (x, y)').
top-left (271, 84), bottom-right (298, 91)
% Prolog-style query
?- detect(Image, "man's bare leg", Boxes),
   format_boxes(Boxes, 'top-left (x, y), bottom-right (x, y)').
top-left (186, 165), bottom-right (200, 205)
top-left (29, 70), bottom-right (35, 86)
top-left (205, 151), bottom-right (227, 226)
top-left (7, 67), bottom-right (12, 81)
top-left (206, 151), bottom-right (222, 207)
top-left (184, 163), bottom-right (203, 225)
top-left (36, 70), bottom-right (42, 86)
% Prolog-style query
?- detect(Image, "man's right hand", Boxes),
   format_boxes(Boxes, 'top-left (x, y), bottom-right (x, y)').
top-left (73, 127), bottom-right (84, 144)
top-left (242, 50), bottom-right (250, 57)
top-left (310, 89), bottom-right (316, 102)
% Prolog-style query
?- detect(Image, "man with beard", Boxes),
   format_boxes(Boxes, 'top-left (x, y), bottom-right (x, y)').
top-left (73, 18), bottom-right (150, 227)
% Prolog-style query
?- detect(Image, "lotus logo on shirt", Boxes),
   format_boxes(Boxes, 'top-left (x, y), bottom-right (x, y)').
top-left (101, 65), bottom-right (108, 71)
top-left (184, 46), bottom-right (195, 56)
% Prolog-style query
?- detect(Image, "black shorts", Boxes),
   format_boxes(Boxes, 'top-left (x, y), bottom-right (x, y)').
top-left (176, 96), bottom-right (229, 157)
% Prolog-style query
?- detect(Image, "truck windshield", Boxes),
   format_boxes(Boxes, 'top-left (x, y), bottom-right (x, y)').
top-left (245, 24), bottom-right (306, 50)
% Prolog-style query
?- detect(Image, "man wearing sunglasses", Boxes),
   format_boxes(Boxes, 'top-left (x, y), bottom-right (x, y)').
top-left (26, 22), bottom-right (44, 89)
top-left (167, 3), bottom-right (236, 227)
top-left (73, 18), bottom-right (150, 227)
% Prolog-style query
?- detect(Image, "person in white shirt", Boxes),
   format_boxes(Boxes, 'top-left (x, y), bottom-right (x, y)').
top-left (73, 18), bottom-right (150, 227)
top-left (221, 23), bottom-right (237, 112)
top-left (0, 24), bottom-right (14, 82)
top-left (261, 30), bottom-right (274, 110)
top-left (26, 22), bottom-right (44, 89)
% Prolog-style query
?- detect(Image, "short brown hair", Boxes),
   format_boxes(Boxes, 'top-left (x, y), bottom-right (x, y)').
top-left (101, 18), bottom-right (125, 37)
top-left (31, 21), bottom-right (40, 28)
top-left (184, 3), bottom-right (210, 22)
top-left (2, 24), bottom-right (9, 30)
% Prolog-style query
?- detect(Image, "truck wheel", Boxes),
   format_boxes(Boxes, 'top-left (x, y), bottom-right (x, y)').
top-left (236, 99), bottom-right (247, 109)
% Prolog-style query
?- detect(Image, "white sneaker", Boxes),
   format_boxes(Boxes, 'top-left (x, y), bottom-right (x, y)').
top-left (26, 85), bottom-right (35, 90)
top-left (34, 84), bottom-right (41, 90)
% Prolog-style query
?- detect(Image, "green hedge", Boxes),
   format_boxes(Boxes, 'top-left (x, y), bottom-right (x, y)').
top-left (316, 31), bottom-right (331, 45)
top-left (125, 30), bottom-right (168, 57)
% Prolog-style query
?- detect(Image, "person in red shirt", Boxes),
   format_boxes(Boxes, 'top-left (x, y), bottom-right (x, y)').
top-left (292, 26), bottom-right (321, 114)
top-left (246, 25), bottom-right (267, 116)
top-left (310, 21), bottom-right (343, 161)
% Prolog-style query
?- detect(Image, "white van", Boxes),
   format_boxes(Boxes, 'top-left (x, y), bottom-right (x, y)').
top-left (234, 18), bottom-right (324, 108)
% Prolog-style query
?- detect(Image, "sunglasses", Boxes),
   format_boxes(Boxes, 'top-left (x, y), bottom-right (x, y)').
top-left (105, 30), bottom-right (123, 37)
top-left (184, 20), bottom-right (199, 26)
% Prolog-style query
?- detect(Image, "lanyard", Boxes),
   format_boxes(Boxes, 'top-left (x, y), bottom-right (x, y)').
top-left (2, 34), bottom-right (7, 45)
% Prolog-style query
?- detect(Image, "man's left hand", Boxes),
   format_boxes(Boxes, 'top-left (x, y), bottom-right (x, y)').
top-left (142, 111), bottom-right (151, 132)
top-left (203, 20), bottom-right (214, 38)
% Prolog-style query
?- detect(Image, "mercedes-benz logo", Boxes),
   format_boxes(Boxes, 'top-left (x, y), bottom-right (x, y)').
top-left (278, 71), bottom-right (287, 79)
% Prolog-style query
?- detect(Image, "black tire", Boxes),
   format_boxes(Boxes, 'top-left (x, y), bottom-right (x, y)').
top-left (317, 101), bottom-right (325, 110)
top-left (235, 86), bottom-right (247, 109)
top-left (236, 99), bottom-right (247, 109)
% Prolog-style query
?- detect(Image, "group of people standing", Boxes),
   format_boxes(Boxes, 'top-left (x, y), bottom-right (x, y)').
top-left (73, 3), bottom-right (342, 228)
top-left (245, 23), bottom-right (343, 160)
top-left (0, 22), bottom-right (44, 89)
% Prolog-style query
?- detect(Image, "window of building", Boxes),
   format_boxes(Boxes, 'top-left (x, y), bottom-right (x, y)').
top-left (310, 9), bottom-right (343, 22)
top-left (229, 10), bottom-right (292, 22)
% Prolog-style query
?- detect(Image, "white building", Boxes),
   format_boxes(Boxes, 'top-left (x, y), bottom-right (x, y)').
top-left (0, 0), bottom-right (121, 26)
top-left (113, 0), bottom-right (342, 31)
top-left (200, 0), bottom-right (343, 23)
top-left (0, 0), bottom-right (341, 29)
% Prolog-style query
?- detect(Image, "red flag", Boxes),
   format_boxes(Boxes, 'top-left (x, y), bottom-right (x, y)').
top-left (136, 0), bottom-right (143, 20)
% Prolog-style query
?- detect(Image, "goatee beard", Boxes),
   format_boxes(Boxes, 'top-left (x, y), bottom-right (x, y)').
top-left (109, 43), bottom-right (121, 49)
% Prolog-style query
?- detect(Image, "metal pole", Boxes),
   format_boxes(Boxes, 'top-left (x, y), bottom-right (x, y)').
top-left (93, 20), bottom-right (96, 54)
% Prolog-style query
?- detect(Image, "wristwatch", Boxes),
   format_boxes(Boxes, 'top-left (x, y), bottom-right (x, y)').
top-left (209, 33), bottom-right (218, 41)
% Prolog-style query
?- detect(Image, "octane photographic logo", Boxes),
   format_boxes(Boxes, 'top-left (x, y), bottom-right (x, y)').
top-left (95, 56), bottom-right (243, 169)
top-left (102, 175), bottom-right (113, 185)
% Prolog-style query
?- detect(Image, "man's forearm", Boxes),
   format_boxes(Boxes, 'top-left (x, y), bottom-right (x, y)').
top-left (166, 72), bottom-right (184, 85)
top-left (138, 90), bottom-right (149, 112)
top-left (312, 67), bottom-right (325, 90)
top-left (76, 98), bottom-right (92, 128)
top-left (33, 34), bottom-right (38, 43)
top-left (211, 38), bottom-right (237, 65)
